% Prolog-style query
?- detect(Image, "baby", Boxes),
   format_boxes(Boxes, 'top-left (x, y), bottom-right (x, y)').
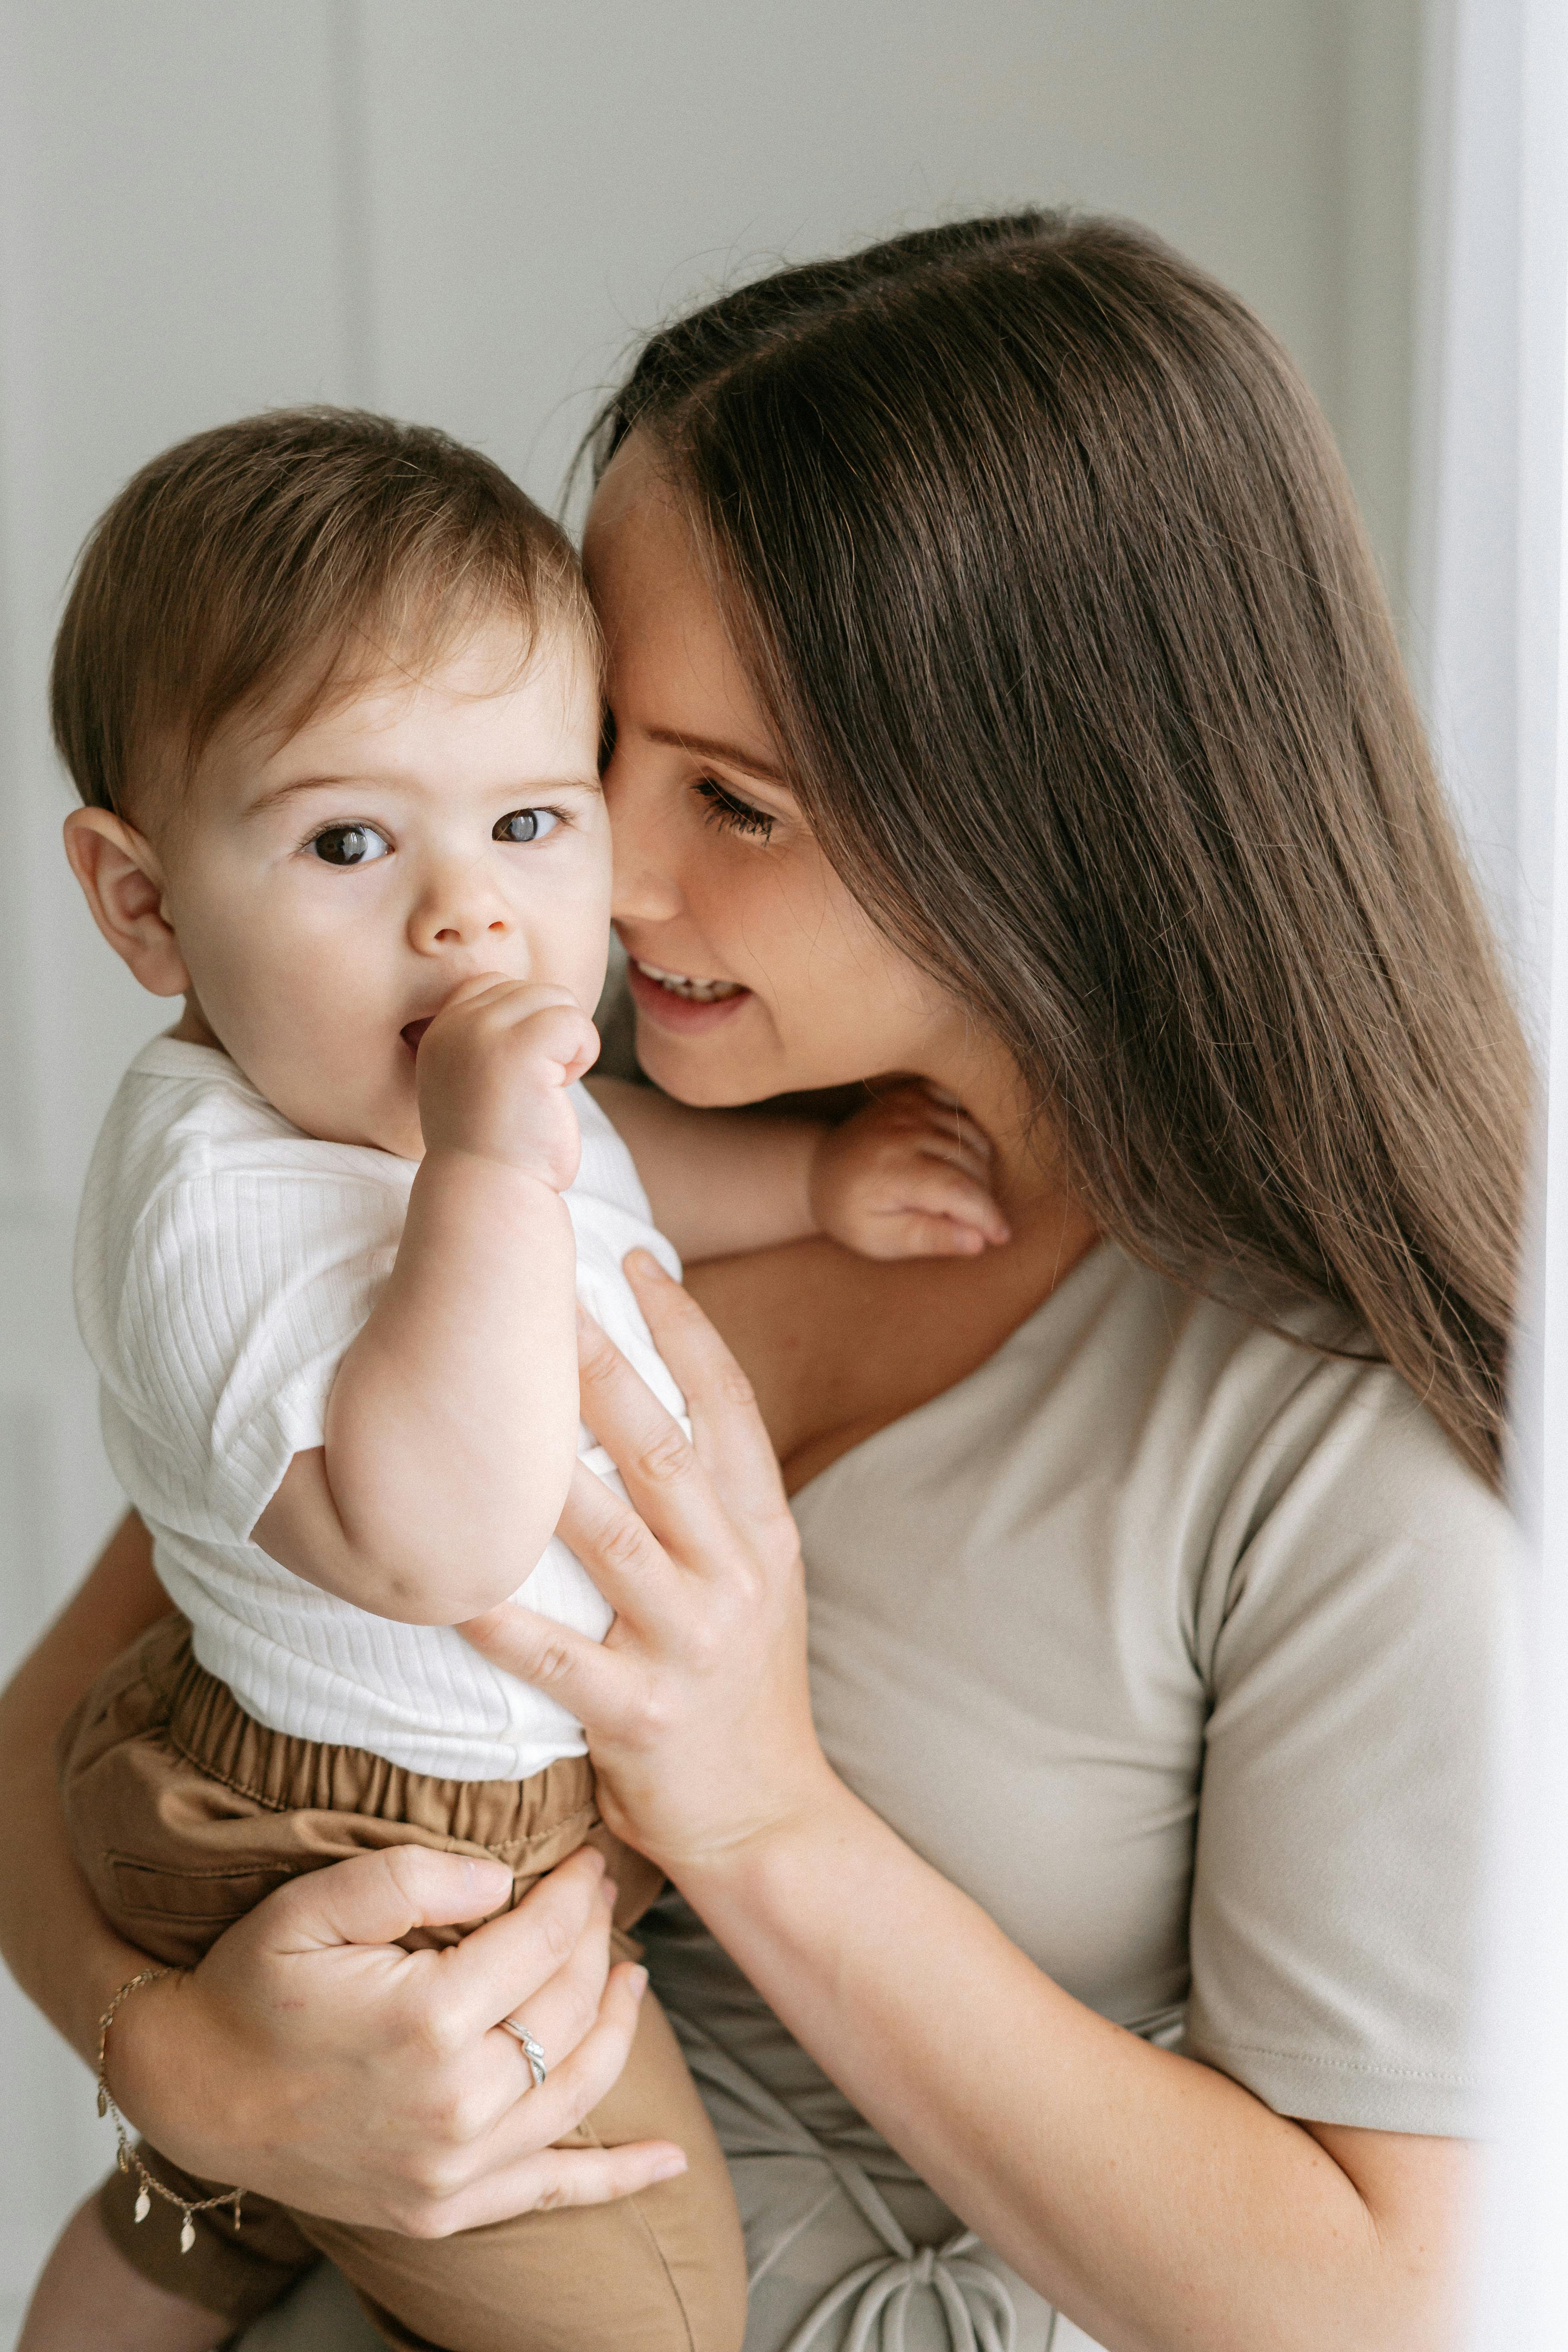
top-left (21, 410), bottom-right (1003, 2352)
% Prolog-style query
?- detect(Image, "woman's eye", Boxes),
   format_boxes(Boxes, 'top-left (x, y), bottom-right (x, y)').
top-left (493, 807), bottom-right (560, 844)
top-left (695, 779), bottom-right (775, 841)
top-left (307, 823), bottom-right (390, 866)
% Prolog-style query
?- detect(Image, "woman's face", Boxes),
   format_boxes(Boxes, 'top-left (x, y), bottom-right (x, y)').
top-left (585, 438), bottom-right (973, 1108)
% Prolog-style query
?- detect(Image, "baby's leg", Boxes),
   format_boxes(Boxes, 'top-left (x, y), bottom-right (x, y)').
top-left (298, 1982), bottom-right (748, 2352)
top-left (18, 2191), bottom-right (229, 2352)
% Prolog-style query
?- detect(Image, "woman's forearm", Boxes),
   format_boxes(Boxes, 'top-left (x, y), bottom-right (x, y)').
top-left (678, 1781), bottom-right (1462, 2352)
top-left (0, 1511), bottom-right (171, 2062)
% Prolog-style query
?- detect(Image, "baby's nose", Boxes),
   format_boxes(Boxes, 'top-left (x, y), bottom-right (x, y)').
top-left (411, 862), bottom-right (513, 951)
top-left (430, 911), bottom-right (508, 945)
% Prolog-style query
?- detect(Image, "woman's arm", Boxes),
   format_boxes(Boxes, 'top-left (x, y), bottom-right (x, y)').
top-left (0, 1514), bottom-right (686, 2233)
top-left (0, 1511), bottom-right (172, 2060)
top-left (461, 1259), bottom-right (1470, 2352)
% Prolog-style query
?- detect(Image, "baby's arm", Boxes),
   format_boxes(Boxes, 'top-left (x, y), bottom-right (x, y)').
top-left (592, 1075), bottom-right (1009, 1263)
top-left (253, 977), bottom-right (594, 1626)
top-left (590, 1077), bottom-right (821, 1260)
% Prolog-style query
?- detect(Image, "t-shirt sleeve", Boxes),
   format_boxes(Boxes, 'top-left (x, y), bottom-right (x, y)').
top-left (1183, 1368), bottom-right (1521, 2135)
top-left (107, 1161), bottom-right (404, 1546)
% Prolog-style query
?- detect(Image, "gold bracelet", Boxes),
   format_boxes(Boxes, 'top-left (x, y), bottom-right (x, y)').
top-left (97, 1965), bottom-right (242, 2253)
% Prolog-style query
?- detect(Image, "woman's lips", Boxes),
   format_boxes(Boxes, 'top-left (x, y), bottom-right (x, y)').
top-left (626, 957), bottom-right (752, 1035)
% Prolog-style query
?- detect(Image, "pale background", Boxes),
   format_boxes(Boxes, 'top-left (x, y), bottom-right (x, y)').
top-left (0, 0), bottom-right (1459, 2334)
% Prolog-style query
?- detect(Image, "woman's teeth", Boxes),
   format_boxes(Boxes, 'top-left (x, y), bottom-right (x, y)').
top-left (633, 960), bottom-right (744, 1003)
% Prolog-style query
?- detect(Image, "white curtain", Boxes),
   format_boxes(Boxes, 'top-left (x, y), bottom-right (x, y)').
top-left (1412, 0), bottom-right (1568, 2342)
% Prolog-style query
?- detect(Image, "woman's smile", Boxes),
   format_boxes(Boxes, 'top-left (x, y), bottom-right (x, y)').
top-left (625, 950), bottom-right (754, 1033)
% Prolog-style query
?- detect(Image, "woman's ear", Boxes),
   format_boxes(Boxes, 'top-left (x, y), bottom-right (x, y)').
top-left (63, 807), bottom-right (191, 998)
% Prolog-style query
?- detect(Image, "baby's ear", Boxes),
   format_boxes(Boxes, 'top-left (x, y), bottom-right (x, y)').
top-left (63, 807), bottom-right (190, 998)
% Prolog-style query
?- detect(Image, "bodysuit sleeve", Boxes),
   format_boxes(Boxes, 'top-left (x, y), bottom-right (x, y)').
top-left (102, 1155), bottom-right (406, 1549)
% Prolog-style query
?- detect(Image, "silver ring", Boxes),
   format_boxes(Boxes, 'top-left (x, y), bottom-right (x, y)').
top-left (499, 2019), bottom-right (547, 2088)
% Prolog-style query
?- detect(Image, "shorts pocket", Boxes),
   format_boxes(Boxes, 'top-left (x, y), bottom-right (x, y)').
top-left (101, 1851), bottom-right (296, 1926)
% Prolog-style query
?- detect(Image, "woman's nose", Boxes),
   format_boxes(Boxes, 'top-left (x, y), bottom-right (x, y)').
top-left (607, 769), bottom-right (684, 924)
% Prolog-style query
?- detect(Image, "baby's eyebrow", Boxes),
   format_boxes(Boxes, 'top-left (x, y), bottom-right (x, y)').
top-left (245, 773), bottom-right (366, 813)
top-left (244, 771), bottom-right (603, 815)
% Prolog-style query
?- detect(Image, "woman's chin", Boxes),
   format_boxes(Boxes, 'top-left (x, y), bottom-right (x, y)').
top-left (633, 1021), bottom-right (767, 1105)
top-left (629, 1003), bottom-right (781, 1107)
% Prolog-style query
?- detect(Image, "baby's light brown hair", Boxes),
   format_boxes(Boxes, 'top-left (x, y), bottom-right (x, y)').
top-left (52, 406), bottom-right (595, 821)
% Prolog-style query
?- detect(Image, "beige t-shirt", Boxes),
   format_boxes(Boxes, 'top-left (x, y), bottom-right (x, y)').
top-left (643, 1241), bottom-right (1518, 2351)
top-left (244, 1240), bottom-right (1518, 2352)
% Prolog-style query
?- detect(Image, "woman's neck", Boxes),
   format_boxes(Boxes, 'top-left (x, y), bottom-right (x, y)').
top-left (917, 1029), bottom-right (1083, 1232)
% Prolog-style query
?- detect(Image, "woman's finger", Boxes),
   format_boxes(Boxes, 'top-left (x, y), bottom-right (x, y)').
top-left (553, 1456), bottom-right (683, 1609)
top-left (444, 1961), bottom-right (660, 2179)
top-left (418, 2134), bottom-right (689, 2239)
top-left (490, 1872), bottom-right (613, 2069)
top-left (263, 1843), bottom-right (516, 1955)
top-left (621, 1252), bottom-right (795, 1539)
top-left (429, 1845), bottom-right (606, 2038)
top-left (455, 1590), bottom-right (639, 1752)
top-left (574, 1306), bottom-right (761, 1571)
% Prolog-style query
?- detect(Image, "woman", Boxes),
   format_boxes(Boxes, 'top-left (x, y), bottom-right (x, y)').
top-left (1, 213), bottom-right (1524, 2352)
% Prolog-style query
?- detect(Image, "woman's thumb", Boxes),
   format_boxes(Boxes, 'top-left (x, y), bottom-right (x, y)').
top-left (263, 1846), bottom-right (513, 1953)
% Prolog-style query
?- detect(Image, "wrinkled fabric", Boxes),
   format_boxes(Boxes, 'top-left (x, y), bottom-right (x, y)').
top-left (644, 1895), bottom-right (1110, 2352)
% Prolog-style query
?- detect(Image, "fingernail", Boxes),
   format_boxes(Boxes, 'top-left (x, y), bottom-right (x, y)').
top-left (625, 1248), bottom-right (667, 1281)
top-left (629, 1965), bottom-right (649, 2002)
top-left (601, 1877), bottom-right (618, 1909)
top-left (651, 2152), bottom-right (688, 2181)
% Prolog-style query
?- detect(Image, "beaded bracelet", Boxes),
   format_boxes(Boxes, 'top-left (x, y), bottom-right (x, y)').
top-left (97, 1965), bottom-right (243, 2253)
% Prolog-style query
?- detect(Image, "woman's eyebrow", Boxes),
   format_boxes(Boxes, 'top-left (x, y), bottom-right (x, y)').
top-left (644, 726), bottom-right (787, 784)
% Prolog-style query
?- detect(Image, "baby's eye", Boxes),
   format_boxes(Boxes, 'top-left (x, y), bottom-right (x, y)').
top-left (493, 808), bottom-right (560, 844)
top-left (307, 823), bottom-right (391, 866)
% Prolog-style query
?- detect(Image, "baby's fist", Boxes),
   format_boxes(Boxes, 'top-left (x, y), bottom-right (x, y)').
top-left (809, 1082), bottom-right (1011, 1260)
top-left (416, 976), bottom-right (598, 1190)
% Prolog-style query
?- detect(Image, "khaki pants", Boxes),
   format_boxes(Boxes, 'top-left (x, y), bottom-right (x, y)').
top-left (59, 1616), bottom-right (746, 2352)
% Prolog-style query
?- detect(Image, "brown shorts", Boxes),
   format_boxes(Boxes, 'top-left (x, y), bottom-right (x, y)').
top-left (58, 1615), bottom-right (746, 2352)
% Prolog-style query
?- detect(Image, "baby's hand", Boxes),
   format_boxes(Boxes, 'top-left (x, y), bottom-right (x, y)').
top-left (415, 976), bottom-right (598, 1191)
top-left (809, 1082), bottom-right (1011, 1259)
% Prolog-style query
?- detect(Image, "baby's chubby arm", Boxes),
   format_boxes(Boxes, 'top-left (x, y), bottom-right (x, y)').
top-left (592, 1075), bottom-right (1010, 1264)
top-left (254, 976), bottom-right (593, 1624)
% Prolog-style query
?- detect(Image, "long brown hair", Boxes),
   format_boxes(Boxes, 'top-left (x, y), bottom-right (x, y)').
top-left (593, 211), bottom-right (1528, 1486)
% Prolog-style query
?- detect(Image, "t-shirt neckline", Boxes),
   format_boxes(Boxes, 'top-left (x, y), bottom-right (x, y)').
top-left (789, 1235), bottom-right (1117, 1512)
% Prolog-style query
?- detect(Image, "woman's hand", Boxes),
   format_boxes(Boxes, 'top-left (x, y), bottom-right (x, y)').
top-left (109, 1843), bottom-right (686, 2235)
top-left (460, 1252), bottom-right (836, 1877)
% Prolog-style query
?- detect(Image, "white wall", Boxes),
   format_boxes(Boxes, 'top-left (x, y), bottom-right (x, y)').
top-left (0, 0), bottom-right (1423, 2331)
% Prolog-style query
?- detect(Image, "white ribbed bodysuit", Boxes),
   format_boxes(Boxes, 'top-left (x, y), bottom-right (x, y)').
top-left (75, 1035), bottom-right (684, 1780)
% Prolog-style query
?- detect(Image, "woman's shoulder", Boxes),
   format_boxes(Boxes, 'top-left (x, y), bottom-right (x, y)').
top-left (1039, 1244), bottom-right (1509, 1540)
top-left (837, 1239), bottom-right (1519, 1680)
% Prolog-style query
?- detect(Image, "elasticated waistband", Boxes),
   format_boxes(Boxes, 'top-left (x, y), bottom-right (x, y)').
top-left (138, 1613), bottom-right (599, 1861)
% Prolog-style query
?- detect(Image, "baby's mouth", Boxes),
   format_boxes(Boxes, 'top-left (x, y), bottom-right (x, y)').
top-left (630, 959), bottom-right (745, 1003)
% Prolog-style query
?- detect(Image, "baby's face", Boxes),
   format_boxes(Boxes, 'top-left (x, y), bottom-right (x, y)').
top-left (160, 617), bottom-right (608, 1157)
